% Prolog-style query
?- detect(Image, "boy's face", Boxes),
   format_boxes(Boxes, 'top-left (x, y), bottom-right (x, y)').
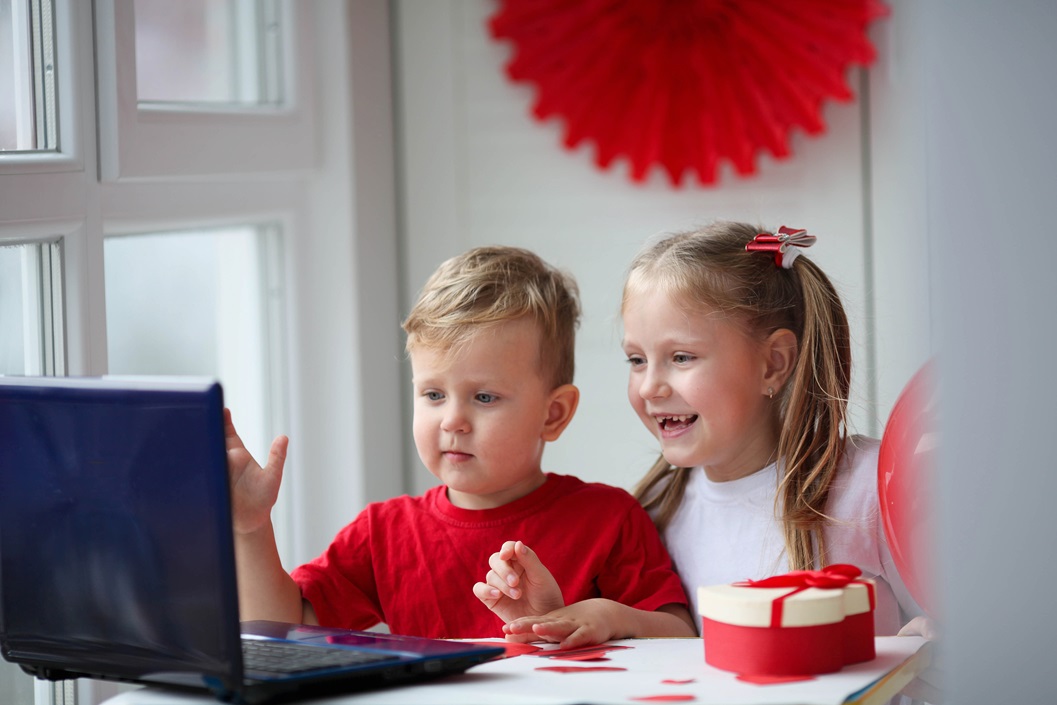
top-left (410, 317), bottom-right (556, 510)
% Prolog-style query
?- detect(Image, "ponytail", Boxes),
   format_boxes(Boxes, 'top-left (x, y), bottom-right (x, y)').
top-left (775, 258), bottom-right (851, 569)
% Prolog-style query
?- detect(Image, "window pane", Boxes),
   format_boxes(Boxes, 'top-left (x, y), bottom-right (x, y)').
top-left (103, 224), bottom-right (290, 556)
top-left (0, 241), bottom-right (64, 376)
top-left (0, 0), bottom-right (57, 152)
top-left (0, 241), bottom-right (64, 705)
top-left (134, 0), bottom-right (282, 106)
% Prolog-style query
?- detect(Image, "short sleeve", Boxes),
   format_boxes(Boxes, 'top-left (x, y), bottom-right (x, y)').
top-left (594, 501), bottom-right (689, 612)
top-left (290, 512), bottom-right (385, 630)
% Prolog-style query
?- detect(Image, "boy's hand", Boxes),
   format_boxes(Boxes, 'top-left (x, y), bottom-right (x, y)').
top-left (501, 599), bottom-right (618, 650)
top-left (473, 541), bottom-right (564, 624)
top-left (225, 408), bottom-right (288, 536)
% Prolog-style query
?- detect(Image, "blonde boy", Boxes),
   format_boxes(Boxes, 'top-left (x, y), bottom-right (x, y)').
top-left (226, 246), bottom-right (692, 640)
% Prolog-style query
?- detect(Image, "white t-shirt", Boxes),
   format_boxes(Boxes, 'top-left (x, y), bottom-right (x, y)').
top-left (662, 435), bottom-right (922, 635)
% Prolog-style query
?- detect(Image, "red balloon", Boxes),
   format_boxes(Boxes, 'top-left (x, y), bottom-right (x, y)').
top-left (878, 361), bottom-right (938, 616)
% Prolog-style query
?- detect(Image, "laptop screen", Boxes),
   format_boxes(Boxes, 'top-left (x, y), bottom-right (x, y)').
top-left (0, 377), bottom-right (242, 686)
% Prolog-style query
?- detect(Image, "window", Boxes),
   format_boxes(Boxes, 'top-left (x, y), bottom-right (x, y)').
top-left (0, 240), bottom-right (64, 375)
top-left (104, 223), bottom-right (291, 551)
top-left (0, 0), bottom-right (57, 152)
top-left (134, 0), bottom-right (282, 106)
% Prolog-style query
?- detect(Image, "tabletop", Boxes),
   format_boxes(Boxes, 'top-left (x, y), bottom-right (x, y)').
top-left (101, 636), bottom-right (930, 705)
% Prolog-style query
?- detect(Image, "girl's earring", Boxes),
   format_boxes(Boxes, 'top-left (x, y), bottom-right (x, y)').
top-left (767, 387), bottom-right (775, 400)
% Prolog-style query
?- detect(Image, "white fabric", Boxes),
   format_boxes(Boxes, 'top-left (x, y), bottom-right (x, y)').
top-left (662, 435), bottom-right (922, 635)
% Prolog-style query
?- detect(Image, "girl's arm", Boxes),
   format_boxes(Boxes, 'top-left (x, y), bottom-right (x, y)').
top-left (474, 539), bottom-right (696, 648)
top-left (504, 601), bottom-right (697, 649)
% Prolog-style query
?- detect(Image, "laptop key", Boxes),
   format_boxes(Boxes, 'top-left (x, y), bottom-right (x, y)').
top-left (242, 639), bottom-right (400, 674)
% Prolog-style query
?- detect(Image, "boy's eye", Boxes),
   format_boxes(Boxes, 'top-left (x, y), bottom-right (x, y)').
top-left (626, 355), bottom-right (646, 367)
top-left (475, 393), bottom-right (497, 404)
top-left (673, 353), bottom-right (695, 364)
top-left (424, 391), bottom-right (444, 401)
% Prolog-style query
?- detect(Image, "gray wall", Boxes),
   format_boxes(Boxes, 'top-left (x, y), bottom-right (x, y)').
top-left (926, 2), bottom-right (1057, 701)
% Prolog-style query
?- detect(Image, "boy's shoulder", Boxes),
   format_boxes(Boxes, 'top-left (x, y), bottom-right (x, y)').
top-left (547, 473), bottom-right (639, 505)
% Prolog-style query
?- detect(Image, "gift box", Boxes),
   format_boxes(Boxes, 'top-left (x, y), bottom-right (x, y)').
top-left (697, 564), bottom-right (876, 676)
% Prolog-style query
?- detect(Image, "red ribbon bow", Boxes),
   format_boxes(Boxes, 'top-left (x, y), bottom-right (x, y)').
top-left (734, 564), bottom-right (875, 627)
top-left (745, 226), bottom-right (817, 269)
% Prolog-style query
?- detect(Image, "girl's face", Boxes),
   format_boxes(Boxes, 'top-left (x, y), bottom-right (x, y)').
top-left (622, 287), bottom-right (780, 482)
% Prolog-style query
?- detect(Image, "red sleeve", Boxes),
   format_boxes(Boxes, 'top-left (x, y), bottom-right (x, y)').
top-left (290, 510), bottom-right (384, 630)
top-left (594, 500), bottom-right (689, 612)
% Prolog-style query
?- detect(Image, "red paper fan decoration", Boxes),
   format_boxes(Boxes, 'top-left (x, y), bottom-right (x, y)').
top-left (489, 0), bottom-right (889, 187)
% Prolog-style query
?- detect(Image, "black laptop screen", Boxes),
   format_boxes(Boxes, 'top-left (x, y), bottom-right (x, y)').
top-left (0, 378), bottom-right (241, 685)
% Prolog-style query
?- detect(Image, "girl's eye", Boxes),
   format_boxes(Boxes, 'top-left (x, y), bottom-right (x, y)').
top-left (673, 353), bottom-right (695, 364)
top-left (424, 391), bottom-right (444, 401)
top-left (475, 393), bottom-right (497, 404)
top-left (626, 355), bottom-right (646, 367)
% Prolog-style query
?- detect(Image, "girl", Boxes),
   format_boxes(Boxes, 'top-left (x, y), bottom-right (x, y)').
top-left (479, 221), bottom-right (925, 647)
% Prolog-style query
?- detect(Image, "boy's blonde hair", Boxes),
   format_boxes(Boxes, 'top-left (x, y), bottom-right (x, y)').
top-left (402, 246), bottom-right (581, 389)
top-left (627, 221), bottom-right (852, 572)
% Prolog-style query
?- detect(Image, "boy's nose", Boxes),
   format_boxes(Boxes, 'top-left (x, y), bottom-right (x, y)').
top-left (440, 403), bottom-right (471, 433)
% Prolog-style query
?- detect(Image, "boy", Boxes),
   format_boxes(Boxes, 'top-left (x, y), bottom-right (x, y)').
top-left (226, 246), bottom-right (694, 641)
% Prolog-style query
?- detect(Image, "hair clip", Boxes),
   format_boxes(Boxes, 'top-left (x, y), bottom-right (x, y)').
top-left (745, 226), bottom-right (817, 269)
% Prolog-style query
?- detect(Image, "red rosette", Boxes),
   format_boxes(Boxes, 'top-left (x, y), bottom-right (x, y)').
top-left (489, 0), bottom-right (889, 187)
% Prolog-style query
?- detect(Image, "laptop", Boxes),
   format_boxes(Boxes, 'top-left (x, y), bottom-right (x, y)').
top-left (0, 376), bottom-right (503, 704)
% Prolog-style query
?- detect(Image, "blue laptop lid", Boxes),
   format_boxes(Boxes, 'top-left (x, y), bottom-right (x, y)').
top-left (0, 376), bottom-right (243, 689)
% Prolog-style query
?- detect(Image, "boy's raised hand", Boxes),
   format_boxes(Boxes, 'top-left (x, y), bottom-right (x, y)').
top-left (224, 408), bottom-right (288, 536)
top-left (473, 540), bottom-right (565, 625)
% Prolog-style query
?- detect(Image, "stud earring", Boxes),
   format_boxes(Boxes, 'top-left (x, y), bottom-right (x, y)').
top-left (767, 387), bottom-right (775, 399)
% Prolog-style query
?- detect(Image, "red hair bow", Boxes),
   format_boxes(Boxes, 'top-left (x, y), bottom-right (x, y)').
top-left (745, 226), bottom-right (817, 269)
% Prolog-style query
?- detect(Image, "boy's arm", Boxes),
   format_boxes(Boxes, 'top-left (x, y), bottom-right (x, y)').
top-left (503, 601), bottom-right (696, 649)
top-left (225, 409), bottom-right (310, 623)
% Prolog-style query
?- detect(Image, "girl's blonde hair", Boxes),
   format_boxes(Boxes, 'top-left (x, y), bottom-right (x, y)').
top-left (402, 246), bottom-right (581, 390)
top-left (628, 221), bottom-right (851, 571)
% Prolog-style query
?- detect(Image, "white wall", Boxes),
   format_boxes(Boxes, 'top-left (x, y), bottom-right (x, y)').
top-left (393, 0), bottom-right (931, 495)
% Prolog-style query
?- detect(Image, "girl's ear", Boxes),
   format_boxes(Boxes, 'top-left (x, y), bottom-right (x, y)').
top-left (762, 328), bottom-right (798, 394)
top-left (542, 384), bottom-right (580, 442)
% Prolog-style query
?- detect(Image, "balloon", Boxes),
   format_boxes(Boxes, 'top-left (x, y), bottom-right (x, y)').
top-left (878, 360), bottom-right (938, 616)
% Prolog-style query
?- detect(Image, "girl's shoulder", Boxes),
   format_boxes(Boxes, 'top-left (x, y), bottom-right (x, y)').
top-left (843, 434), bottom-right (881, 471)
top-left (827, 435), bottom-right (881, 512)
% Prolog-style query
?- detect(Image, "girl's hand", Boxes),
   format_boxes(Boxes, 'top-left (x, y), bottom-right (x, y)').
top-left (502, 599), bottom-right (622, 650)
top-left (472, 541), bottom-right (565, 624)
top-left (898, 616), bottom-right (944, 703)
top-left (224, 408), bottom-right (287, 536)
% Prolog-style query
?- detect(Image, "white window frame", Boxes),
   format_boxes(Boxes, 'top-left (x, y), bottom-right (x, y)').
top-left (94, 0), bottom-right (314, 181)
top-left (0, 0), bottom-right (83, 174)
top-left (1, 4), bottom-right (407, 704)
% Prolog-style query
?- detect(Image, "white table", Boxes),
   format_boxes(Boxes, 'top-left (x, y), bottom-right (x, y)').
top-left (102, 636), bottom-right (930, 705)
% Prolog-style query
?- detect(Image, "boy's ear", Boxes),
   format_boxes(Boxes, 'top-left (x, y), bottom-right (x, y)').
top-left (761, 328), bottom-right (798, 394)
top-left (541, 384), bottom-right (580, 442)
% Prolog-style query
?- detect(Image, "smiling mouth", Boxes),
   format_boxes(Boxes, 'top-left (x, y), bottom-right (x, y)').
top-left (656, 414), bottom-right (698, 433)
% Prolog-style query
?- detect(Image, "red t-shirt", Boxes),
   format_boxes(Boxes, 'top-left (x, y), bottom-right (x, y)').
top-left (291, 473), bottom-right (688, 638)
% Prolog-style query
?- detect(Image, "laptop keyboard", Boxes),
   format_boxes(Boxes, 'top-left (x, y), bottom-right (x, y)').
top-left (242, 639), bottom-right (400, 674)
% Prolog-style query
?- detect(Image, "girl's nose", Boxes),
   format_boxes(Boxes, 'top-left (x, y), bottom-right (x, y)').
top-left (639, 367), bottom-right (670, 400)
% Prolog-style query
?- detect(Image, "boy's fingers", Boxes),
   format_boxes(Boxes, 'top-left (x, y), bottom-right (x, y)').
top-left (497, 540), bottom-right (519, 561)
top-left (265, 435), bottom-right (289, 477)
top-left (488, 552), bottom-right (522, 588)
top-left (484, 570), bottom-right (521, 599)
top-left (511, 542), bottom-right (555, 588)
top-left (472, 581), bottom-right (500, 607)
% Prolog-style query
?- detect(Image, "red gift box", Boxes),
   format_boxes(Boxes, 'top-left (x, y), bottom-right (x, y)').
top-left (697, 564), bottom-right (876, 676)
